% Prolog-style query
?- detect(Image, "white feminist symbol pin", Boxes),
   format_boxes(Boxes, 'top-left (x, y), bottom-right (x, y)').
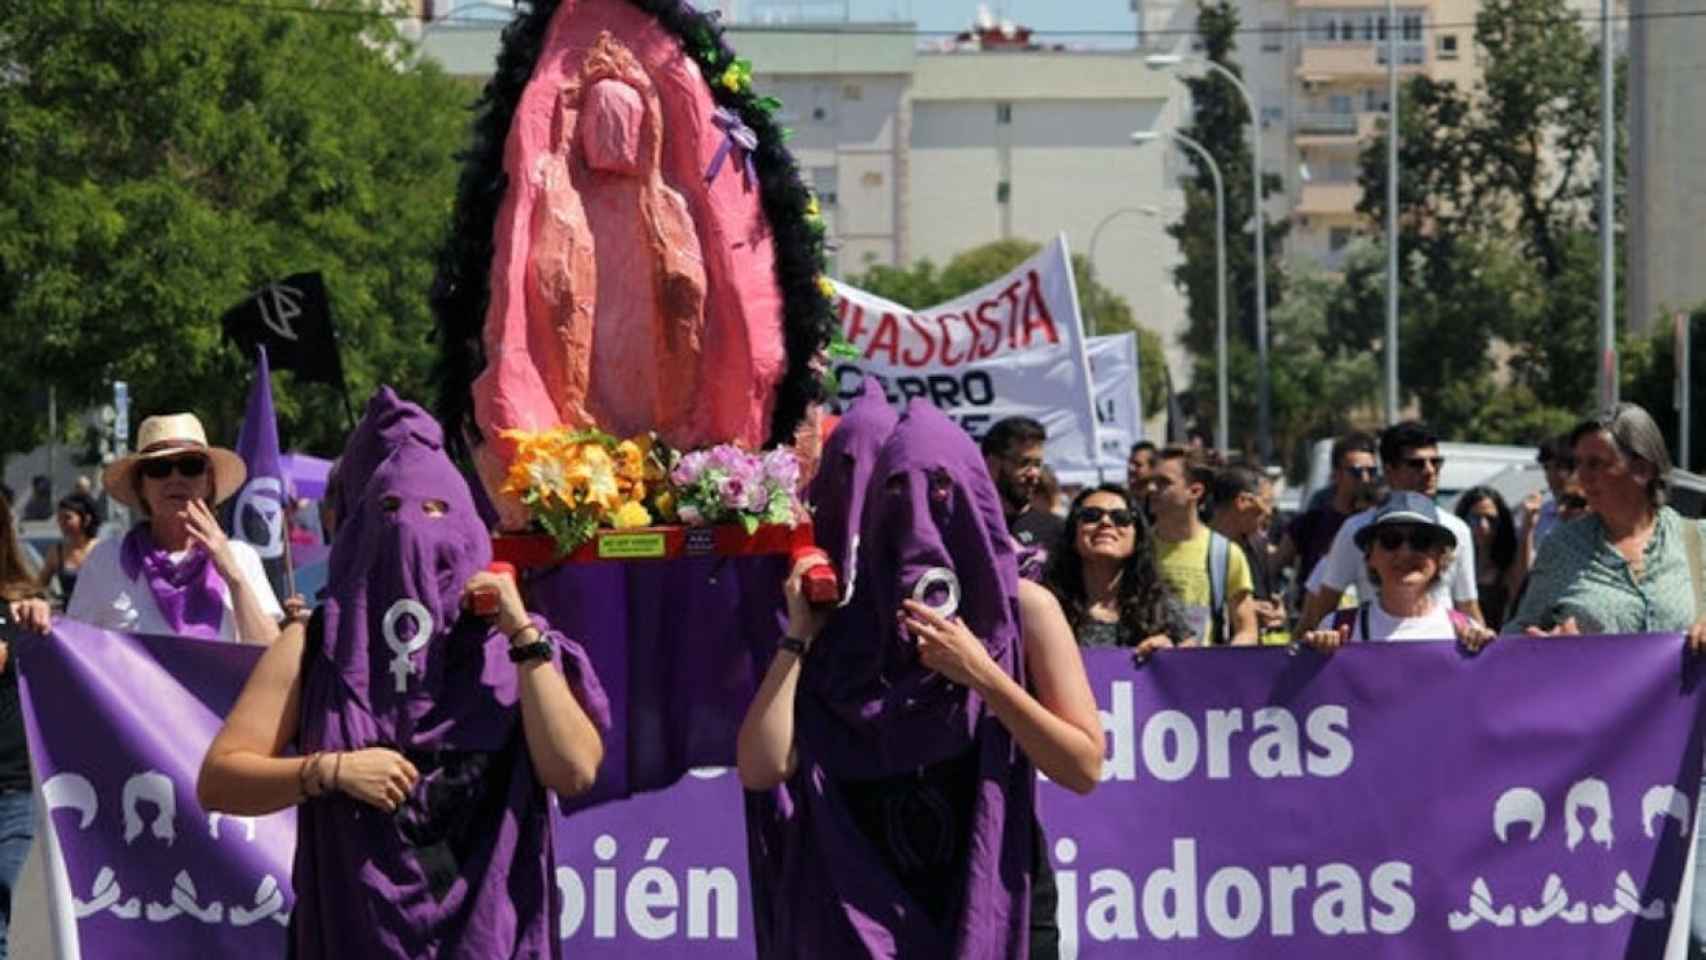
top-left (382, 600), bottom-right (434, 693)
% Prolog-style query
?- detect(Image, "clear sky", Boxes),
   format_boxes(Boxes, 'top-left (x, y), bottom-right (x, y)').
top-left (840, 1), bottom-right (1139, 37)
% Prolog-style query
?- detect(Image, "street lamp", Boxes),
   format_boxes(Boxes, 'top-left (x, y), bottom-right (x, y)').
top-left (1146, 53), bottom-right (1269, 463)
top-left (1087, 205), bottom-right (1162, 338)
top-left (1134, 129), bottom-right (1228, 458)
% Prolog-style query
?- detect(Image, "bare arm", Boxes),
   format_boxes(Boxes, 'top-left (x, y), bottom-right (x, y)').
top-left (1298, 585), bottom-right (1343, 633)
top-left (198, 622), bottom-right (421, 815)
top-left (197, 623), bottom-right (312, 815)
top-left (736, 556), bottom-right (829, 791)
top-left (903, 581), bottom-right (1105, 794)
top-left (185, 500), bottom-right (279, 646)
top-left (1454, 598), bottom-right (1485, 626)
top-left (470, 570), bottom-right (606, 798)
top-left (1227, 591), bottom-right (1258, 646)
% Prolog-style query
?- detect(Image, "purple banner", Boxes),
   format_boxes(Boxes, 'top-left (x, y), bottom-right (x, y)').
top-left (14, 624), bottom-right (1704, 957)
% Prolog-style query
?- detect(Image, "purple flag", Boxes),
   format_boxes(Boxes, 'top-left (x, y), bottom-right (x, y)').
top-left (226, 345), bottom-right (292, 601)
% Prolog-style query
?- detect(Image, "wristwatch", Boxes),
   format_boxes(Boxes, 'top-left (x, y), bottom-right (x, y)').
top-left (778, 634), bottom-right (813, 657)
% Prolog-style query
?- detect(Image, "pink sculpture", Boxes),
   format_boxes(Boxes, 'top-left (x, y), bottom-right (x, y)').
top-left (471, 0), bottom-right (787, 528)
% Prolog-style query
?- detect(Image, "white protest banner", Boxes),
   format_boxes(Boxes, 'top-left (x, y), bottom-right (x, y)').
top-left (827, 234), bottom-right (1099, 475)
top-left (1083, 333), bottom-right (1143, 486)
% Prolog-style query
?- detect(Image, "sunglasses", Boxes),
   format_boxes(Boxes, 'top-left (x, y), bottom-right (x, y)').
top-left (1372, 527), bottom-right (1442, 552)
top-left (1398, 456), bottom-right (1445, 472)
top-left (1345, 466), bottom-right (1379, 479)
top-left (1078, 506), bottom-right (1137, 528)
top-left (1559, 494), bottom-right (1588, 511)
top-left (140, 456), bottom-right (209, 480)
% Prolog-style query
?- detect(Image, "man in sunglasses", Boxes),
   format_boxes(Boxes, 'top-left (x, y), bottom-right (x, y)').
top-left (1210, 465), bottom-right (1288, 644)
top-left (1299, 421), bottom-right (1483, 631)
top-left (1277, 432), bottom-right (1379, 610)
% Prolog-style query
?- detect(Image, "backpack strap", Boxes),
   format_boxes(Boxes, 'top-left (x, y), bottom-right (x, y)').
top-left (1684, 520), bottom-right (1706, 620)
top-left (1207, 531), bottom-right (1231, 644)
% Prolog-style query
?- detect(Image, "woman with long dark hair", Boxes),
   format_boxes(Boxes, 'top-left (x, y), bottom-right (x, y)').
top-left (1455, 486), bottom-right (1525, 630)
top-left (1042, 484), bottom-right (1193, 656)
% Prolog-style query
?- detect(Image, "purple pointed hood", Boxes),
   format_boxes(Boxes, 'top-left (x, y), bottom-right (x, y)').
top-left (319, 388), bottom-right (492, 728)
top-left (801, 399), bottom-right (1022, 777)
top-left (805, 377), bottom-right (899, 599)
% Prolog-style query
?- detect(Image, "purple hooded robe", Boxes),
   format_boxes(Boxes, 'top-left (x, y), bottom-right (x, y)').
top-left (290, 388), bottom-right (610, 958)
top-left (746, 386), bottom-right (1036, 959)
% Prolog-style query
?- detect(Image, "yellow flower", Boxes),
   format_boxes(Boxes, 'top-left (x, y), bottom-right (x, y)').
top-left (804, 195), bottom-right (820, 219)
top-left (815, 275), bottom-right (836, 300)
top-left (612, 500), bottom-right (652, 529)
top-left (721, 66), bottom-right (743, 92)
top-left (614, 439), bottom-right (645, 477)
top-left (566, 444), bottom-right (621, 512)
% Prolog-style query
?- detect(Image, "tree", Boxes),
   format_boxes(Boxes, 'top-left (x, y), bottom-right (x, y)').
top-left (1620, 309), bottom-right (1706, 474)
top-left (0, 0), bottom-right (470, 458)
top-left (1165, 1), bottom-right (1289, 454)
top-left (845, 240), bottom-right (1170, 416)
top-left (1352, 0), bottom-right (1625, 422)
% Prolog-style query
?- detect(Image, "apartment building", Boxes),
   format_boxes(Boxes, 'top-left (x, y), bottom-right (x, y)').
top-left (1143, 0), bottom-right (1625, 273)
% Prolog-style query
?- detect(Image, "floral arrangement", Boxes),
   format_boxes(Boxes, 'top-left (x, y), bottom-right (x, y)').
top-left (670, 445), bottom-right (804, 533)
top-left (501, 427), bottom-right (672, 554)
top-left (501, 428), bottom-right (806, 554)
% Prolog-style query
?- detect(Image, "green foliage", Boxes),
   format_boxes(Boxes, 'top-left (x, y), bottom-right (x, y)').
top-left (1165, 3), bottom-right (1288, 406)
top-left (1620, 310), bottom-right (1706, 473)
top-left (845, 240), bottom-right (1170, 416)
top-left (0, 0), bottom-right (471, 458)
top-left (1348, 0), bottom-right (1624, 424)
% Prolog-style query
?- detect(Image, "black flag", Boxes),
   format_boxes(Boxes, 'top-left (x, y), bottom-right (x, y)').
top-left (220, 272), bottom-right (345, 388)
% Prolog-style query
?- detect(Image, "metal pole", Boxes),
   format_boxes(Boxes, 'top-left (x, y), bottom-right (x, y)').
top-left (1165, 133), bottom-right (1229, 459)
top-left (1385, 0), bottom-right (1400, 425)
top-left (1598, 0), bottom-right (1617, 407)
top-left (1087, 207), bottom-right (1158, 339)
top-left (1201, 61), bottom-right (1269, 463)
top-left (1680, 311), bottom-right (1693, 471)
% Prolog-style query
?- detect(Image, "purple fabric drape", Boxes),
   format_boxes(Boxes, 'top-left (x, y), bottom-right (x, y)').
top-left (119, 526), bottom-right (226, 640)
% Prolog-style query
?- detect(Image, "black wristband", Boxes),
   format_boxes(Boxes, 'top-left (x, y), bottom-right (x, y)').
top-left (508, 639), bottom-right (553, 664)
top-left (778, 635), bottom-right (810, 657)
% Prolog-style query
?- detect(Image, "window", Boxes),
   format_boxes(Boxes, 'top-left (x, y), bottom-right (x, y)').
top-left (1329, 228), bottom-right (1353, 252)
top-left (1260, 21), bottom-right (1283, 52)
top-left (1329, 94), bottom-right (1354, 115)
top-left (1438, 34), bottom-right (1459, 59)
top-left (996, 180), bottom-right (1011, 204)
top-left (1401, 14), bottom-right (1423, 42)
top-left (810, 166), bottom-right (839, 208)
top-left (1261, 106), bottom-right (1284, 127)
top-left (995, 102), bottom-right (1013, 125)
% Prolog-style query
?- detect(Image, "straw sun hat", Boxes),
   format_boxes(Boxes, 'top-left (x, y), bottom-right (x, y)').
top-left (101, 413), bottom-right (247, 511)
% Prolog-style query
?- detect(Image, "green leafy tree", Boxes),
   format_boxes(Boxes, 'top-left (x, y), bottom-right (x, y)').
top-left (1619, 309), bottom-right (1706, 474)
top-left (1353, 0), bottom-right (1625, 420)
top-left (845, 240), bottom-right (1169, 416)
top-left (0, 0), bottom-right (470, 459)
top-left (1166, 1), bottom-right (1289, 454)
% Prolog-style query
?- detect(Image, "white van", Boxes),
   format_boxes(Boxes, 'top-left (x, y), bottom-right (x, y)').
top-left (1299, 438), bottom-right (1540, 512)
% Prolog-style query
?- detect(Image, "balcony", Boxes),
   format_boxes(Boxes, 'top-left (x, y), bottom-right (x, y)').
top-left (1296, 183), bottom-right (1362, 217)
top-left (1295, 110), bottom-right (1385, 145)
top-left (1297, 43), bottom-right (1427, 82)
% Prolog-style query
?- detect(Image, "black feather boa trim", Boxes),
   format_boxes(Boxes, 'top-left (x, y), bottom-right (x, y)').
top-left (429, 0), bottom-right (835, 460)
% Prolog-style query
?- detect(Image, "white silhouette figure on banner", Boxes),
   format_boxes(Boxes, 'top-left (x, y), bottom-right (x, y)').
top-left (1493, 787), bottom-right (1546, 843)
top-left (228, 874), bottom-right (290, 927)
top-left (122, 771), bottom-right (175, 846)
top-left (1564, 778), bottom-right (1615, 852)
top-left (1454, 777), bottom-right (1685, 934)
top-left (1642, 785), bottom-right (1692, 839)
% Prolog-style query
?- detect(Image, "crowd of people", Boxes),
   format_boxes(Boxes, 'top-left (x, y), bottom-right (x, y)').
top-left (0, 394), bottom-right (1701, 957)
